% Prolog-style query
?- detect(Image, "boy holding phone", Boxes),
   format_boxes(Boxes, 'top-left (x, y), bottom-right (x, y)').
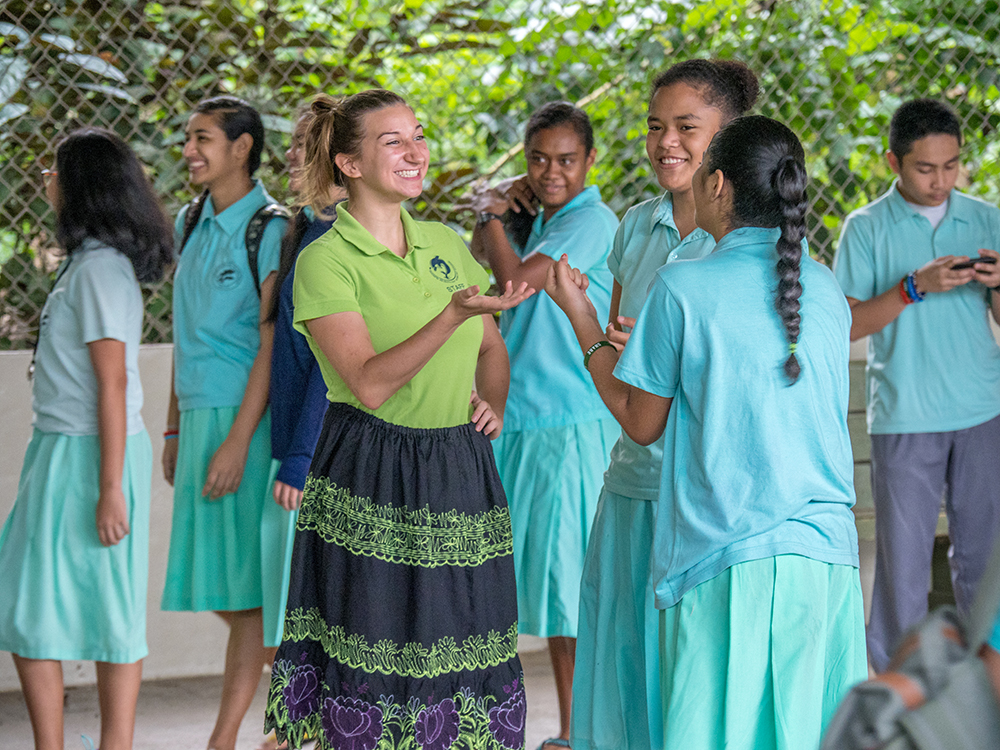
top-left (833, 98), bottom-right (1000, 671)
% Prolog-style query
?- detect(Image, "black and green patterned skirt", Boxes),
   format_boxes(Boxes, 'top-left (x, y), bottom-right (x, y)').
top-left (265, 403), bottom-right (525, 750)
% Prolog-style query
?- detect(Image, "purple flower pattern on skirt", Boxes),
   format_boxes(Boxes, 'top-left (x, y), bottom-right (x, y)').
top-left (414, 698), bottom-right (461, 750)
top-left (283, 664), bottom-right (322, 722)
top-left (322, 696), bottom-right (384, 750)
top-left (488, 687), bottom-right (526, 749)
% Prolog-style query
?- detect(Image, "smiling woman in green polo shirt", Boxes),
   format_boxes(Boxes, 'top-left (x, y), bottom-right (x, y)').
top-left (263, 90), bottom-right (534, 750)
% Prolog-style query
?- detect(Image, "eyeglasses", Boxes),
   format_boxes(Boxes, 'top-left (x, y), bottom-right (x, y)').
top-left (40, 167), bottom-right (57, 185)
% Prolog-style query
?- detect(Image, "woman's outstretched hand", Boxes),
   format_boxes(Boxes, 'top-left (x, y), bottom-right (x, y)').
top-left (448, 281), bottom-right (534, 321)
top-left (470, 391), bottom-right (503, 439)
top-left (545, 254), bottom-right (598, 323)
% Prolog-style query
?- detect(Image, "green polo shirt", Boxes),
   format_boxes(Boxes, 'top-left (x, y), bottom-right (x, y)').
top-left (293, 203), bottom-right (491, 429)
top-left (833, 183), bottom-right (1000, 434)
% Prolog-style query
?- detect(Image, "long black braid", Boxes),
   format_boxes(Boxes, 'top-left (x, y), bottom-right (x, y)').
top-left (703, 115), bottom-right (809, 384)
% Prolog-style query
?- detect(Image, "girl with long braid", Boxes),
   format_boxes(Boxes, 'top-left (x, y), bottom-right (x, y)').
top-left (546, 115), bottom-right (866, 750)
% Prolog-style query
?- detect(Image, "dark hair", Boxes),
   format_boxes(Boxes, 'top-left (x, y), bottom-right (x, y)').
top-left (889, 98), bottom-right (962, 160)
top-left (194, 95), bottom-right (266, 176)
top-left (703, 115), bottom-right (808, 383)
top-left (651, 59), bottom-right (759, 123)
top-left (301, 89), bottom-right (408, 210)
top-left (506, 101), bottom-right (595, 247)
top-left (53, 127), bottom-right (173, 283)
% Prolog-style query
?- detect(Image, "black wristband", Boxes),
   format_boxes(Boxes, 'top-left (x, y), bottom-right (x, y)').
top-left (477, 211), bottom-right (504, 227)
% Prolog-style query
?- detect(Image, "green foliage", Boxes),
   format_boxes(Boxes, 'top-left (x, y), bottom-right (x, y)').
top-left (2, 0), bottom-right (1000, 346)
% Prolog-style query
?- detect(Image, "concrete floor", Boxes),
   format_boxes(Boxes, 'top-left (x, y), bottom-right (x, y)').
top-left (0, 642), bottom-right (559, 750)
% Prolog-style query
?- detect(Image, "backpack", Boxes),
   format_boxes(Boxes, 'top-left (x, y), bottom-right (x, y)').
top-left (179, 190), bottom-right (291, 296)
top-left (821, 540), bottom-right (1000, 750)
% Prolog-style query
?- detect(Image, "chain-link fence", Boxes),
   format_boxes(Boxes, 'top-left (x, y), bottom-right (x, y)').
top-left (2, 0), bottom-right (999, 348)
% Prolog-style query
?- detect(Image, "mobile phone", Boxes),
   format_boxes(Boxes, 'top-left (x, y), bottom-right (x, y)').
top-left (951, 256), bottom-right (998, 270)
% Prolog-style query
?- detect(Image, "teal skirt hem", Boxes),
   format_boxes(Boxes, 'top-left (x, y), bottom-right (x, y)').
top-left (571, 488), bottom-right (661, 750)
top-left (162, 407), bottom-right (290, 615)
top-left (0, 429), bottom-right (152, 663)
top-left (493, 418), bottom-right (617, 638)
top-left (659, 555), bottom-right (867, 750)
top-left (262, 458), bottom-right (298, 648)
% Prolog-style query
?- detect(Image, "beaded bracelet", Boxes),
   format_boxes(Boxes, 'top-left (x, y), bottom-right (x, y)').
top-left (898, 277), bottom-right (914, 305)
top-left (905, 272), bottom-right (926, 303)
top-left (584, 340), bottom-right (615, 369)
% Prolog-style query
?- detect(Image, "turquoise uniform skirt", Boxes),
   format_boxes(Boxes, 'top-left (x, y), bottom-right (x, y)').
top-left (262, 458), bottom-right (298, 648)
top-left (493, 418), bottom-right (618, 638)
top-left (0, 429), bottom-right (152, 663)
top-left (659, 555), bottom-right (867, 750)
top-left (571, 489), bottom-right (661, 750)
top-left (162, 407), bottom-right (294, 628)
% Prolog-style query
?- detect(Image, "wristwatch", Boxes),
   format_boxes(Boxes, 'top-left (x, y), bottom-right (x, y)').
top-left (477, 211), bottom-right (504, 227)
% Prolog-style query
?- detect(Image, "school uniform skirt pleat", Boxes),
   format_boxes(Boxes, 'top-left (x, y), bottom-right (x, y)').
top-left (264, 403), bottom-right (525, 750)
top-left (262, 458), bottom-right (298, 648)
top-left (571, 488), bottom-right (661, 750)
top-left (658, 555), bottom-right (867, 750)
top-left (493, 418), bottom-right (618, 638)
top-left (0, 429), bottom-right (152, 663)
top-left (162, 406), bottom-right (281, 613)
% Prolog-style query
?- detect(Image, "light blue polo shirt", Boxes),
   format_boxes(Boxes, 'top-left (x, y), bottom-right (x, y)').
top-left (33, 239), bottom-right (145, 436)
top-left (500, 185), bottom-right (617, 431)
top-left (833, 183), bottom-right (1000, 434)
top-left (172, 181), bottom-right (285, 411)
top-left (616, 226), bottom-right (859, 610)
top-left (603, 193), bottom-right (715, 500)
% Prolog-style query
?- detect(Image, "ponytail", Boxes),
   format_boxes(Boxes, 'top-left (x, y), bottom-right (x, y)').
top-left (703, 115), bottom-right (809, 384)
top-left (300, 89), bottom-right (408, 214)
top-left (772, 155), bottom-right (808, 383)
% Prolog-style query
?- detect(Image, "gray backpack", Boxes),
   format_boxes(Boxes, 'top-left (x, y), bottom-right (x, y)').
top-left (821, 541), bottom-right (1000, 750)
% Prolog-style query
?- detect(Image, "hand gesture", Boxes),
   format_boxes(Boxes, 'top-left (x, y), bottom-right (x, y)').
top-left (447, 281), bottom-right (535, 322)
top-left (96, 487), bottom-right (130, 547)
top-left (914, 255), bottom-right (977, 294)
top-left (605, 315), bottom-right (636, 351)
top-left (162, 438), bottom-right (178, 486)
top-left (504, 176), bottom-right (538, 216)
top-left (470, 391), bottom-right (503, 439)
top-left (973, 248), bottom-right (1000, 289)
top-left (273, 480), bottom-right (303, 511)
top-left (202, 437), bottom-right (248, 500)
top-left (545, 254), bottom-right (598, 322)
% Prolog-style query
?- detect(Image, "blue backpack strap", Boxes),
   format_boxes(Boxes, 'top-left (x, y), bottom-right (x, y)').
top-left (244, 203), bottom-right (291, 296)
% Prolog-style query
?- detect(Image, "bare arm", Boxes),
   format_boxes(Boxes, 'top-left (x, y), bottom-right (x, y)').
top-left (307, 282), bottom-right (533, 413)
top-left (545, 257), bottom-right (671, 445)
top-left (847, 255), bottom-right (976, 340)
top-left (162, 361), bottom-right (180, 485)
top-left (473, 220), bottom-right (554, 290)
top-left (89, 338), bottom-right (129, 547)
top-left (201, 271), bottom-right (278, 499)
top-left (470, 315), bottom-right (510, 439)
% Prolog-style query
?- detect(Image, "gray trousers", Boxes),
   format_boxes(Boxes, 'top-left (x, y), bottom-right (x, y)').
top-left (867, 413), bottom-right (1000, 672)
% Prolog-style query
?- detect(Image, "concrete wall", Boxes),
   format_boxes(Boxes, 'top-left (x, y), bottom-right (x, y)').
top-left (0, 345), bottom-right (230, 691)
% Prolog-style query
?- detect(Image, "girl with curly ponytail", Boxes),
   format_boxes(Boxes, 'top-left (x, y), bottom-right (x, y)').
top-left (546, 115), bottom-right (866, 750)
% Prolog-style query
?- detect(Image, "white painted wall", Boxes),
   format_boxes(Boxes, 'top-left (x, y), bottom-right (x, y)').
top-left (0, 345), bottom-right (230, 691)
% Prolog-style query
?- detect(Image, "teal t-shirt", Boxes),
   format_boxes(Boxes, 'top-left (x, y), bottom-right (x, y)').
top-left (603, 193), bottom-right (715, 501)
top-left (33, 239), bottom-right (145, 436)
top-left (833, 184), bottom-right (1000, 434)
top-left (172, 181), bottom-right (285, 411)
top-left (616, 226), bottom-right (860, 610)
top-left (500, 185), bottom-right (617, 431)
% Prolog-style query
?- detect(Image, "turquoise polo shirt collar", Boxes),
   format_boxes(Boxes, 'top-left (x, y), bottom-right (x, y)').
top-left (196, 179), bottom-right (270, 237)
top-left (714, 225), bottom-right (782, 254)
top-left (531, 185), bottom-right (602, 236)
top-left (651, 192), bottom-right (714, 244)
top-left (330, 202), bottom-right (431, 256)
top-left (884, 181), bottom-right (968, 227)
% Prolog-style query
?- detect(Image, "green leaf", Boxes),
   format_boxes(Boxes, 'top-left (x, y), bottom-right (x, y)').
top-left (0, 58), bottom-right (29, 106)
top-left (77, 82), bottom-right (136, 102)
top-left (0, 23), bottom-right (30, 49)
top-left (0, 102), bottom-right (27, 126)
top-left (39, 33), bottom-right (76, 52)
top-left (58, 53), bottom-right (129, 83)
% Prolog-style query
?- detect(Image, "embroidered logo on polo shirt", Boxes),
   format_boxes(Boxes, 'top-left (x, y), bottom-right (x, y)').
top-left (429, 255), bottom-right (458, 282)
top-left (214, 265), bottom-right (242, 289)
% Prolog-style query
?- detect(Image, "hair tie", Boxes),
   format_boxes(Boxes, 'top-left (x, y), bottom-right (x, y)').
top-left (788, 343), bottom-right (797, 354)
